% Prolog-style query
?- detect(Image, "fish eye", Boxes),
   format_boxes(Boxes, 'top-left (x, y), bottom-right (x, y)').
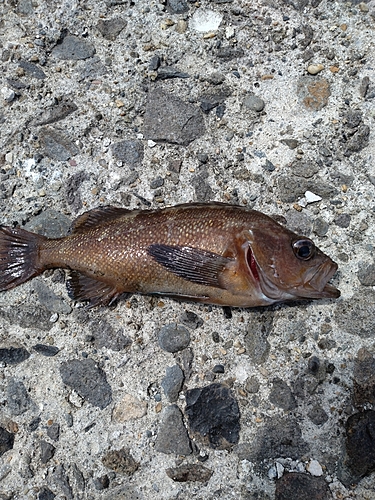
top-left (292, 239), bottom-right (315, 260)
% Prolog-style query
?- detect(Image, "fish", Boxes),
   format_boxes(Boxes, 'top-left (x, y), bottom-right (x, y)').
top-left (0, 203), bottom-right (340, 308)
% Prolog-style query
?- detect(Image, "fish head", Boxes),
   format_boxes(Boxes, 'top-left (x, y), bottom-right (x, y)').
top-left (245, 219), bottom-right (340, 302)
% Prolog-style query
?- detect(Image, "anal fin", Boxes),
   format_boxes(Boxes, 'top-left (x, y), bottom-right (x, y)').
top-left (66, 271), bottom-right (124, 307)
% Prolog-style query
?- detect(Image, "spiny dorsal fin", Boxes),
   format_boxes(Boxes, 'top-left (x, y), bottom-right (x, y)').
top-left (147, 244), bottom-right (232, 289)
top-left (71, 206), bottom-right (135, 233)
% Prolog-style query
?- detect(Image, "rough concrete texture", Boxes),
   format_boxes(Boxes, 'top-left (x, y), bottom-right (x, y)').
top-left (0, 0), bottom-right (375, 499)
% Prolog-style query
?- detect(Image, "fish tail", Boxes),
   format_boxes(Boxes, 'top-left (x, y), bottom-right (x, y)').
top-left (0, 226), bottom-right (47, 291)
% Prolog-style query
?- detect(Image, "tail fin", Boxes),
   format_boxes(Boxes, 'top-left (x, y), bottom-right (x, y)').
top-left (0, 226), bottom-right (47, 291)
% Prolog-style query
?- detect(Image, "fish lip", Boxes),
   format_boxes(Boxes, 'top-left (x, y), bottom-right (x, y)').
top-left (309, 260), bottom-right (340, 298)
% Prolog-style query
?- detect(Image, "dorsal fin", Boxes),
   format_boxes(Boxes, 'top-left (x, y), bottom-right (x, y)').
top-left (71, 206), bottom-right (135, 233)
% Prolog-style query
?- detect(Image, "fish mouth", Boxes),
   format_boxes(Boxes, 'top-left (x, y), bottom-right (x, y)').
top-left (306, 260), bottom-right (340, 299)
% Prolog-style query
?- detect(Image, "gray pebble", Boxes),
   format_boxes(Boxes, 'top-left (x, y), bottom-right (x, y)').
top-left (59, 358), bottom-right (112, 409)
top-left (0, 427), bottom-right (14, 457)
top-left (40, 440), bottom-right (55, 464)
top-left (143, 89), bottom-right (205, 146)
top-left (307, 405), bottom-right (329, 426)
top-left (52, 35), bottom-right (95, 60)
top-left (243, 94), bottom-right (265, 112)
top-left (47, 423), bottom-right (60, 441)
top-left (179, 310), bottom-right (203, 329)
top-left (50, 464), bottom-right (73, 500)
top-left (0, 304), bottom-right (53, 331)
top-left (102, 448), bottom-right (139, 475)
top-left (40, 128), bottom-right (79, 162)
top-left (243, 311), bottom-right (273, 365)
top-left (38, 486), bottom-right (55, 500)
top-left (158, 324), bottom-right (190, 353)
top-left (313, 217), bottom-right (329, 236)
top-left (0, 347), bottom-right (30, 365)
top-left (111, 140), bottom-right (144, 168)
top-left (155, 404), bottom-right (192, 455)
top-left (334, 213), bottom-right (351, 228)
top-left (7, 378), bottom-right (32, 416)
top-left (25, 209), bottom-right (71, 238)
top-left (281, 138), bottom-right (299, 149)
top-left (192, 172), bottom-right (214, 202)
top-left (245, 376), bottom-right (260, 394)
top-left (357, 262), bottom-right (375, 286)
top-left (167, 0), bottom-right (189, 14)
top-left (289, 160), bottom-right (320, 179)
top-left (18, 60), bottom-right (46, 79)
top-left (150, 176), bottom-right (164, 189)
top-left (31, 101), bottom-right (78, 126)
top-left (269, 378), bottom-right (297, 411)
top-left (32, 344), bottom-right (60, 357)
top-left (97, 18), bottom-right (127, 40)
top-left (33, 279), bottom-right (72, 314)
top-left (90, 318), bottom-right (132, 351)
top-left (161, 365), bottom-right (184, 402)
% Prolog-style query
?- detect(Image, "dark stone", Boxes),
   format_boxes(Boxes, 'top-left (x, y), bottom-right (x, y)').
top-left (289, 160), bottom-right (320, 178)
top-left (155, 405), bottom-right (192, 455)
top-left (7, 378), bottom-right (32, 415)
top-left (333, 213), bottom-right (351, 228)
top-left (29, 416), bottom-right (41, 431)
top-left (32, 344), bottom-right (60, 357)
top-left (263, 159), bottom-right (275, 172)
top-left (179, 310), bottom-right (203, 329)
top-left (167, 0), bottom-right (189, 13)
top-left (89, 318), bottom-right (132, 351)
top-left (158, 323), bottom-right (190, 353)
top-left (0, 427), bottom-right (14, 457)
top-left (338, 411), bottom-right (375, 486)
top-left (38, 487), bottom-right (56, 500)
top-left (93, 474), bottom-right (110, 490)
top-left (150, 176), bottom-right (164, 189)
top-left (25, 209), bottom-right (71, 238)
top-left (245, 376), bottom-right (260, 394)
top-left (281, 138), bottom-right (299, 149)
top-left (149, 55), bottom-right (161, 71)
top-left (285, 211), bottom-right (312, 236)
top-left (334, 291), bottom-right (375, 337)
top-left (275, 473), bottom-right (332, 500)
top-left (185, 383), bottom-right (240, 449)
top-left (71, 463), bottom-right (85, 490)
top-left (237, 417), bottom-right (308, 462)
top-left (157, 67), bottom-right (190, 80)
top-left (243, 311), bottom-right (274, 365)
top-left (97, 18), bottom-right (127, 40)
top-left (352, 348), bottom-right (375, 407)
top-left (216, 46), bottom-right (245, 60)
top-left (0, 347), bottom-right (30, 365)
top-left (313, 218), bottom-right (329, 237)
top-left (47, 423), bottom-right (60, 441)
top-left (166, 464), bottom-right (213, 482)
top-left (33, 279), bottom-right (72, 314)
top-left (212, 364), bottom-right (225, 374)
top-left (161, 365), bottom-right (184, 402)
top-left (31, 101), bottom-right (78, 126)
top-left (111, 140), bottom-right (144, 168)
top-left (17, 0), bottom-right (33, 15)
top-left (143, 89), bottom-right (205, 146)
top-left (243, 94), bottom-right (265, 112)
top-left (18, 60), bottom-right (46, 79)
top-left (102, 448), bottom-right (139, 475)
top-left (78, 56), bottom-right (108, 81)
top-left (65, 171), bottom-right (89, 211)
top-left (345, 125), bottom-right (370, 154)
top-left (40, 440), bottom-right (56, 463)
top-left (307, 404), bottom-right (329, 425)
top-left (51, 465), bottom-right (73, 500)
top-left (269, 378), bottom-right (297, 411)
top-left (0, 305), bottom-right (53, 331)
top-left (191, 173), bottom-right (214, 202)
top-left (357, 262), bottom-right (375, 286)
top-left (52, 35), bottom-right (95, 60)
top-left (277, 176), bottom-right (337, 203)
top-left (40, 127), bottom-right (79, 162)
top-left (59, 358), bottom-right (112, 409)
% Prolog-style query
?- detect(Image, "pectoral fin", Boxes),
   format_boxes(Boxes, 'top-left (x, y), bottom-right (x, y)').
top-left (147, 244), bottom-right (232, 288)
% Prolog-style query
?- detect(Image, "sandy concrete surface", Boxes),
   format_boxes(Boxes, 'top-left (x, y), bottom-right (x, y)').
top-left (1, 0), bottom-right (375, 499)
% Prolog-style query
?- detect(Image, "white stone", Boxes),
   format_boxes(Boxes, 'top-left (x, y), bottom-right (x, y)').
top-left (148, 140), bottom-right (157, 148)
top-left (268, 465), bottom-right (277, 480)
top-left (1, 86), bottom-right (15, 102)
top-left (190, 9), bottom-right (223, 32)
top-left (305, 190), bottom-right (322, 203)
top-left (307, 459), bottom-right (323, 476)
top-left (225, 26), bottom-right (235, 39)
top-left (297, 197), bottom-right (308, 208)
top-left (276, 461), bottom-right (285, 478)
top-left (5, 152), bottom-right (13, 164)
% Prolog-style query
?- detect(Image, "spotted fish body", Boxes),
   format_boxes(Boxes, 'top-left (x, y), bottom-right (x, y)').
top-left (0, 203), bottom-right (340, 308)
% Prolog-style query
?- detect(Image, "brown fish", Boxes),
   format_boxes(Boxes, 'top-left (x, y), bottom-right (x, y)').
top-left (0, 203), bottom-right (340, 308)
